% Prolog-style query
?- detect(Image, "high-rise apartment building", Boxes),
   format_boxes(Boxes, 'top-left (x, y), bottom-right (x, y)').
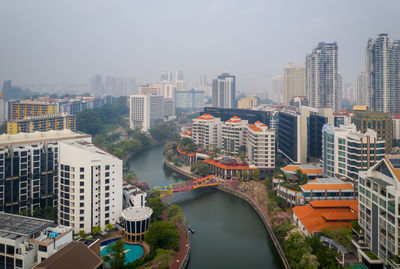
top-left (366, 34), bottom-right (400, 114)
top-left (90, 74), bottom-right (104, 97)
top-left (175, 89), bottom-right (205, 110)
top-left (271, 75), bottom-right (283, 104)
top-left (306, 42), bottom-right (340, 111)
top-left (246, 121), bottom-right (275, 170)
top-left (7, 113), bottom-right (76, 134)
top-left (138, 84), bottom-right (162, 96)
top-left (283, 63), bottom-right (306, 105)
top-left (8, 100), bottom-right (58, 121)
top-left (129, 95), bottom-right (164, 132)
top-left (192, 114), bottom-right (222, 149)
top-left (58, 140), bottom-right (122, 233)
top-left (357, 158), bottom-right (400, 264)
top-left (238, 96), bottom-right (260, 109)
top-left (161, 81), bottom-right (175, 99)
top-left (322, 123), bottom-right (385, 181)
top-left (176, 70), bottom-right (184, 81)
top-left (212, 73), bottom-right (236, 108)
top-left (0, 130), bottom-right (91, 215)
top-left (352, 109), bottom-right (393, 153)
top-left (161, 71), bottom-right (172, 82)
top-left (0, 93), bottom-right (6, 126)
top-left (221, 116), bottom-right (248, 153)
top-left (356, 71), bottom-right (368, 105)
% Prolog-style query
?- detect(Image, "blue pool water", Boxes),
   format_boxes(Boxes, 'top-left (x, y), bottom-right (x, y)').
top-left (100, 242), bottom-right (144, 264)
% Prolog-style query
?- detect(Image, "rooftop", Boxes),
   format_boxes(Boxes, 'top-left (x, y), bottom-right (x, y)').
top-left (203, 158), bottom-right (257, 170)
top-left (282, 164), bottom-right (323, 175)
top-left (0, 212), bottom-right (55, 241)
top-left (121, 206), bottom-right (153, 221)
top-left (301, 177), bottom-right (354, 191)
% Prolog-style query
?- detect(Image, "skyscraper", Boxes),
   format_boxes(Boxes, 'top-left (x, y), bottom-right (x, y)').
top-left (306, 42), bottom-right (340, 111)
top-left (271, 75), bottom-right (283, 104)
top-left (161, 70), bottom-right (172, 82)
top-left (212, 73), bottom-right (236, 108)
top-left (366, 33), bottom-right (400, 114)
top-left (356, 70), bottom-right (368, 105)
top-left (283, 63), bottom-right (306, 105)
top-left (176, 70), bottom-right (184, 81)
top-left (129, 95), bottom-right (164, 132)
top-left (89, 74), bottom-right (104, 97)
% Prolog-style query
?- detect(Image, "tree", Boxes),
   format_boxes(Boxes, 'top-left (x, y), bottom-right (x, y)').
top-left (321, 226), bottom-right (352, 250)
top-left (191, 160), bottom-right (210, 177)
top-left (251, 169), bottom-right (261, 180)
top-left (106, 223), bottom-right (114, 231)
top-left (92, 226), bottom-right (102, 235)
top-left (78, 230), bottom-right (86, 238)
top-left (33, 206), bottom-right (42, 218)
top-left (147, 196), bottom-right (165, 221)
top-left (19, 209), bottom-right (28, 216)
top-left (167, 204), bottom-right (183, 220)
top-left (306, 236), bottom-right (340, 268)
top-left (144, 222), bottom-right (179, 250)
top-left (103, 240), bottom-right (126, 269)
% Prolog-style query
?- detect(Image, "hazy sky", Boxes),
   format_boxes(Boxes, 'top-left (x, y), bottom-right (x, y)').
top-left (0, 0), bottom-right (399, 91)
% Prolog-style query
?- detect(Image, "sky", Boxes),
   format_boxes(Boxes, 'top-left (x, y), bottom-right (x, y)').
top-left (0, 0), bottom-right (399, 92)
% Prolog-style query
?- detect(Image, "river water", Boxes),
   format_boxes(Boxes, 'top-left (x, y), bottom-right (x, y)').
top-left (126, 144), bottom-right (283, 269)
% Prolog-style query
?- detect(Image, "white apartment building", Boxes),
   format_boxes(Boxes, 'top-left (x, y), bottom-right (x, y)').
top-left (138, 83), bottom-right (162, 95)
top-left (246, 121), bottom-right (275, 170)
top-left (58, 140), bottom-right (123, 233)
top-left (122, 183), bottom-right (147, 209)
top-left (129, 95), bottom-right (164, 132)
top-left (357, 158), bottom-right (400, 266)
top-left (322, 123), bottom-right (386, 181)
top-left (192, 114), bottom-right (222, 149)
top-left (161, 81), bottom-right (175, 99)
top-left (393, 115), bottom-right (400, 140)
top-left (222, 116), bottom-right (248, 153)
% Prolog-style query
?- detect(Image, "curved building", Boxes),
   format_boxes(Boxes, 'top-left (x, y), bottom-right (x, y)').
top-left (121, 207), bottom-right (153, 243)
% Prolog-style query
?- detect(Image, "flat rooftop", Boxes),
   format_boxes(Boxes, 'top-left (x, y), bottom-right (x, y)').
top-left (121, 206), bottom-right (153, 222)
top-left (0, 212), bottom-right (55, 240)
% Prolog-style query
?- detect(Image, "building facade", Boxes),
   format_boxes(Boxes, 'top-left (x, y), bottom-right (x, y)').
top-left (129, 95), bottom-right (164, 132)
top-left (246, 121), bottom-right (275, 170)
top-left (237, 96), bottom-right (260, 109)
top-left (192, 114), bottom-right (222, 149)
top-left (7, 113), bottom-right (76, 134)
top-left (283, 62), bottom-right (306, 105)
top-left (175, 88), bottom-right (205, 110)
top-left (212, 73), bottom-right (236, 108)
top-left (366, 34), bottom-right (400, 114)
top-left (306, 42), bottom-right (340, 111)
top-left (8, 101), bottom-right (58, 121)
top-left (58, 140), bottom-right (123, 233)
top-left (221, 116), bottom-right (248, 153)
top-left (356, 70), bottom-right (368, 106)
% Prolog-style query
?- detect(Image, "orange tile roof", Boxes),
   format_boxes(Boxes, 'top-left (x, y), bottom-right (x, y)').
top-left (309, 200), bottom-right (358, 212)
top-left (282, 165), bottom-right (323, 175)
top-left (301, 183), bottom-right (354, 191)
top-left (196, 114), bottom-right (214, 120)
top-left (293, 200), bottom-right (358, 234)
top-left (176, 145), bottom-right (196, 157)
top-left (226, 116), bottom-right (242, 123)
top-left (203, 159), bottom-right (257, 170)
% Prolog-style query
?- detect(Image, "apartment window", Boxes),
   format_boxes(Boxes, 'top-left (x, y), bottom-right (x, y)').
top-left (15, 259), bottom-right (23, 268)
top-left (80, 202), bottom-right (84, 207)
top-left (80, 196), bottom-right (84, 200)
top-left (80, 224), bottom-right (84, 228)
top-left (105, 193), bottom-right (110, 198)
top-left (80, 210), bottom-right (84, 214)
top-left (80, 189), bottom-right (84, 193)
top-left (105, 165), bottom-right (110, 170)
top-left (80, 175), bottom-right (84, 179)
top-left (80, 217), bottom-right (84, 221)
top-left (105, 199), bottom-right (109, 204)
top-left (105, 206), bottom-right (109, 211)
top-left (105, 186), bottom-right (109, 191)
top-left (80, 167), bottom-right (84, 172)
top-left (80, 182), bottom-right (84, 186)
top-left (105, 179), bottom-right (110, 184)
top-left (105, 213), bottom-right (109, 218)
top-left (105, 172), bottom-right (110, 177)
top-left (0, 244), bottom-right (4, 253)
top-left (38, 245), bottom-right (47, 252)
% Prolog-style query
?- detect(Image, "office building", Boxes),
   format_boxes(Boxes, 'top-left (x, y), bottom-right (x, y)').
top-left (7, 113), bottom-right (76, 134)
top-left (175, 80), bottom-right (185, 91)
top-left (238, 96), bottom-right (260, 109)
top-left (161, 81), bottom-right (175, 99)
top-left (246, 121), bottom-right (275, 171)
top-left (283, 63), bottom-right (306, 105)
top-left (0, 130), bottom-right (91, 214)
top-left (192, 114), bottom-right (222, 149)
top-left (129, 95), bottom-right (163, 132)
top-left (352, 109), bottom-right (393, 153)
top-left (8, 100), bottom-right (58, 121)
top-left (176, 70), bottom-right (184, 81)
top-left (58, 140), bottom-right (123, 233)
top-left (138, 84), bottom-right (162, 96)
top-left (366, 34), bottom-right (400, 114)
top-left (306, 42), bottom-right (340, 111)
top-left (322, 123), bottom-right (385, 181)
top-left (271, 75), bottom-right (283, 104)
top-left (212, 73), bottom-right (236, 108)
top-left (277, 106), bottom-right (333, 164)
top-left (0, 212), bottom-right (73, 268)
top-left (356, 71), bottom-right (368, 106)
top-left (175, 89), bottom-right (205, 111)
top-left (104, 76), bottom-right (137, 96)
top-left (221, 116), bottom-right (248, 153)
top-left (289, 96), bottom-right (308, 108)
top-left (357, 158), bottom-right (400, 264)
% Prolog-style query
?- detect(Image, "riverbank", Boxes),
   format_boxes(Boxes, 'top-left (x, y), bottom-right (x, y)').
top-left (164, 160), bottom-right (290, 269)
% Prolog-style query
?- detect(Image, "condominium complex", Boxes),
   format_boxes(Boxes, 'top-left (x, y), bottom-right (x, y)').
top-left (7, 113), bottom-right (76, 134)
top-left (175, 88), bottom-right (205, 110)
top-left (129, 95), bottom-right (164, 132)
top-left (8, 100), bottom-right (58, 121)
top-left (366, 34), bottom-right (400, 114)
top-left (58, 140), bottom-right (123, 233)
top-left (277, 106), bottom-right (333, 164)
top-left (192, 114), bottom-right (222, 149)
top-left (358, 158), bottom-right (400, 264)
top-left (221, 116), bottom-right (248, 153)
top-left (283, 62), bottom-right (306, 105)
top-left (352, 110), bottom-right (393, 153)
top-left (246, 121), bottom-right (275, 170)
top-left (238, 96), bottom-right (260, 109)
top-left (0, 130), bottom-right (91, 214)
top-left (306, 42), bottom-right (340, 111)
top-left (322, 123), bottom-right (385, 181)
top-left (212, 73), bottom-right (236, 108)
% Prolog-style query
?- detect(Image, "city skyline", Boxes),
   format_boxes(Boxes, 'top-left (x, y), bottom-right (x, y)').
top-left (0, 1), bottom-right (399, 92)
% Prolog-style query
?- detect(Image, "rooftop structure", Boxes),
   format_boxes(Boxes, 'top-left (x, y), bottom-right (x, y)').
top-left (281, 164), bottom-right (323, 179)
top-left (121, 206), bottom-right (153, 222)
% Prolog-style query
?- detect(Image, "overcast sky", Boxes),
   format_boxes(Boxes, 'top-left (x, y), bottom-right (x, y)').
top-left (0, 0), bottom-right (399, 91)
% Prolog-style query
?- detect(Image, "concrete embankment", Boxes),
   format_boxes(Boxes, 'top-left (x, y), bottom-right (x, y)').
top-left (164, 160), bottom-right (290, 269)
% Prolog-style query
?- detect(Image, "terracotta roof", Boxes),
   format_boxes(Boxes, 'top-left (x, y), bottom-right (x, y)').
top-left (292, 200), bottom-right (358, 234)
top-left (34, 241), bottom-right (103, 269)
top-left (226, 116), bottom-right (242, 123)
top-left (196, 114), bottom-right (214, 120)
top-left (177, 145), bottom-right (196, 157)
top-left (282, 165), bottom-right (323, 175)
top-left (203, 159), bottom-right (257, 170)
top-left (309, 200), bottom-right (358, 212)
top-left (393, 114), bottom-right (400, 119)
top-left (301, 183), bottom-right (354, 191)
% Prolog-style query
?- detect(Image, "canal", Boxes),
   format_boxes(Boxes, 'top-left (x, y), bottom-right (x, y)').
top-left (127, 144), bottom-right (283, 269)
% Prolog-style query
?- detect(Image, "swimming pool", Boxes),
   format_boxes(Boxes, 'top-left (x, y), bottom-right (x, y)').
top-left (100, 241), bottom-right (144, 264)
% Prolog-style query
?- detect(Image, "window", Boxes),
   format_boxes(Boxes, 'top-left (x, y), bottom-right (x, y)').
top-left (15, 259), bottom-right (23, 268)
top-left (80, 217), bottom-right (84, 221)
top-left (80, 210), bottom-right (84, 214)
top-left (0, 244), bottom-right (4, 253)
top-left (80, 196), bottom-right (84, 200)
top-left (105, 165), bottom-right (110, 170)
top-left (80, 167), bottom-right (84, 172)
top-left (80, 202), bottom-right (84, 207)
top-left (80, 182), bottom-right (84, 186)
top-left (80, 175), bottom-right (84, 179)
top-left (105, 199), bottom-right (109, 205)
top-left (80, 224), bottom-right (84, 228)
top-left (105, 206), bottom-right (109, 211)
top-left (38, 245), bottom-right (47, 252)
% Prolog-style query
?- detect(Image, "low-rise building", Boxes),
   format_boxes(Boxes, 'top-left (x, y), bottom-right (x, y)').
top-left (0, 212), bottom-right (73, 268)
top-left (203, 158), bottom-right (257, 179)
top-left (292, 200), bottom-right (358, 236)
top-left (122, 183), bottom-right (147, 209)
top-left (281, 164), bottom-right (323, 179)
